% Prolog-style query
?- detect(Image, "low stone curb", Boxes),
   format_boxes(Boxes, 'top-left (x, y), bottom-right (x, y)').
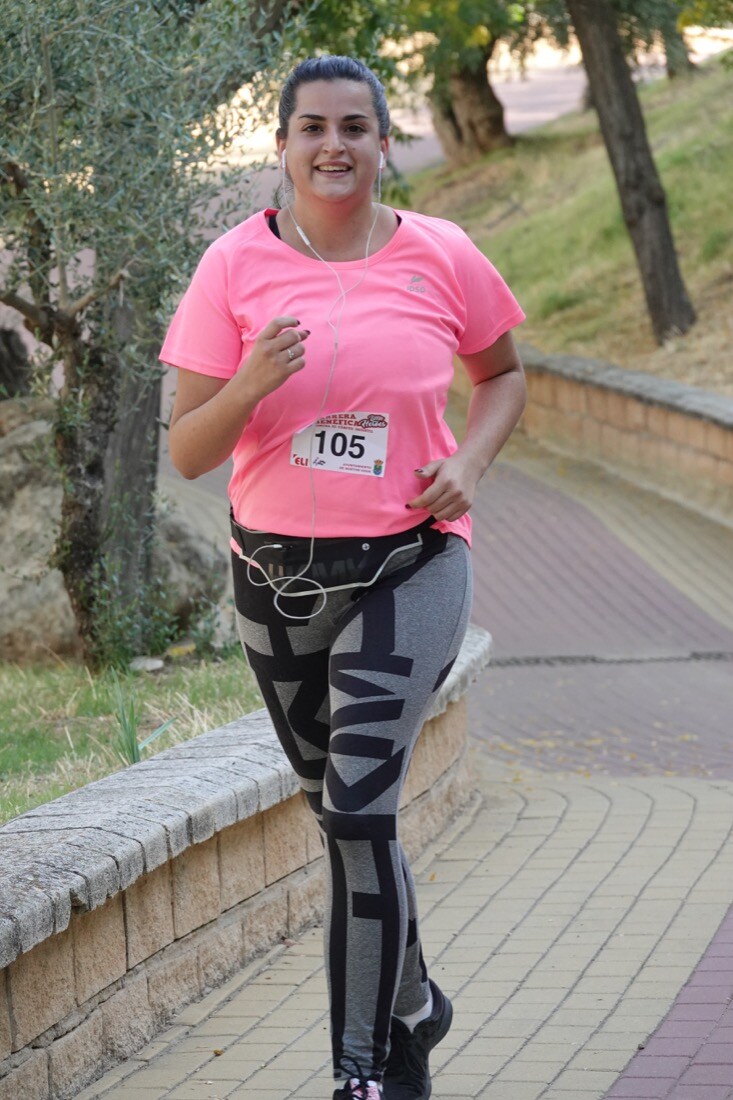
top-left (453, 345), bottom-right (733, 524)
top-left (0, 623), bottom-right (491, 1100)
top-left (519, 344), bottom-right (733, 429)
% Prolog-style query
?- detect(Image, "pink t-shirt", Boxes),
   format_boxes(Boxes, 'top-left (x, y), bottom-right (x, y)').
top-left (160, 208), bottom-right (525, 545)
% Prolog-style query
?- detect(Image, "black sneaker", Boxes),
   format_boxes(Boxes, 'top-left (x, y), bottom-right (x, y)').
top-left (382, 979), bottom-right (453, 1099)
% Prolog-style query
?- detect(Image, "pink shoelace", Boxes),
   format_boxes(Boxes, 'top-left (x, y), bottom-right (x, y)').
top-left (348, 1079), bottom-right (381, 1099)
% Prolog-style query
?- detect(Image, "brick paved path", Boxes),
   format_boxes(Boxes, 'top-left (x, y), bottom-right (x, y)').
top-left (85, 437), bottom-right (733, 1099)
top-left (468, 440), bottom-right (733, 1099)
top-left (79, 757), bottom-right (733, 1100)
top-left (468, 443), bottom-right (733, 782)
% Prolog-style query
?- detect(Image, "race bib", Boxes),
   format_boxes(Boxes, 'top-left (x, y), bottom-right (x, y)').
top-left (291, 412), bottom-right (389, 477)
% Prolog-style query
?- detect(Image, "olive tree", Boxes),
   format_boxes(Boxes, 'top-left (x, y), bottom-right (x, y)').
top-left (0, 0), bottom-right (295, 665)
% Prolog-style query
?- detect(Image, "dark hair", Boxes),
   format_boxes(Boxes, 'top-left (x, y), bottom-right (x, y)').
top-left (278, 56), bottom-right (390, 139)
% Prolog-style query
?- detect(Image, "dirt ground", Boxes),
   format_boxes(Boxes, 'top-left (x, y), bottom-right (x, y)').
top-left (609, 278), bottom-right (733, 398)
top-left (516, 251), bottom-right (733, 399)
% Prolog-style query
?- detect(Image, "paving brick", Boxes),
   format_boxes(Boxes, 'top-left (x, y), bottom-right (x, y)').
top-left (218, 814), bottom-right (266, 910)
top-left (262, 796), bottom-right (309, 885)
top-left (48, 1011), bottom-right (106, 1100)
top-left (679, 1062), bottom-right (733, 1085)
top-left (605, 1081), bottom-right (676, 1097)
top-left (8, 926), bottom-right (75, 1047)
top-left (691, 1042), bottom-right (733, 1065)
top-left (667, 1088), bottom-right (731, 1099)
top-left (0, 969), bottom-right (10, 1061)
top-left (623, 1056), bottom-right (692, 1078)
top-left (0, 1050), bottom-right (49, 1100)
top-left (171, 835), bottom-right (221, 938)
top-left (72, 894), bottom-right (127, 1003)
top-left (124, 861), bottom-right (175, 968)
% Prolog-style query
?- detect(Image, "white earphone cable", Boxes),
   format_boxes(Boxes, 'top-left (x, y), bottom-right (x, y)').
top-left (244, 153), bottom-right (383, 620)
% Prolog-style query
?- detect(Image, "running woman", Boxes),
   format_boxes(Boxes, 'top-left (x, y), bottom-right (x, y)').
top-left (162, 55), bottom-right (526, 1100)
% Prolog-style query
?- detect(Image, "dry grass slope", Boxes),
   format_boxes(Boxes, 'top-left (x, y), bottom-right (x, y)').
top-left (409, 55), bottom-right (733, 395)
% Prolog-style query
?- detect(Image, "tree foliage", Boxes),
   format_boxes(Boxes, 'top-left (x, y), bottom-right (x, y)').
top-left (1, 0), bottom-right (287, 361)
top-left (0, 0), bottom-right (293, 665)
top-left (679, 0), bottom-right (733, 24)
top-left (286, 0), bottom-right (536, 163)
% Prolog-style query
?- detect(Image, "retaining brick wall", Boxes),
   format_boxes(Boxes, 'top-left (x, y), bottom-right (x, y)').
top-left (454, 344), bottom-right (733, 524)
top-left (0, 624), bottom-right (491, 1100)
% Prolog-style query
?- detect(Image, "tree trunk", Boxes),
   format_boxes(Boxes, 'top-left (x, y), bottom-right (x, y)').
top-left (54, 329), bottom-right (122, 663)
top-left (100, 302), bottom-right (162, 622)
top-left (661, 20), bottom-right (695, 79)
top-left (429, 51), bottom-right (513, 166)
top-left (565, 0), bottom-right (696, 344)
top-left (53, 302), bottom-right (162, 667)
top-left (0, 328), bottom-right (31, 396)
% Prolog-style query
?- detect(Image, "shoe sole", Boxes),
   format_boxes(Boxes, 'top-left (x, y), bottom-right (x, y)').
top-left (424, 990), bottom-right (453, 1098)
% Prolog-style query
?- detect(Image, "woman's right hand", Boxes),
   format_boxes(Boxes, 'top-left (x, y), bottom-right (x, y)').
top-left (167, 316), bottom-right (310, 479)
top-left (241, 315), bottom-right (310, 401)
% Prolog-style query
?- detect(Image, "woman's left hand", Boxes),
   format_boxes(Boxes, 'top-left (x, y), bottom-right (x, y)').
top-left (406, 453), bottom-right (481, 522)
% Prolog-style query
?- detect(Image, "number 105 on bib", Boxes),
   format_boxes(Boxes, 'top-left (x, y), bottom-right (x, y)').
top-left (290, 411), bottom-right (389, 477)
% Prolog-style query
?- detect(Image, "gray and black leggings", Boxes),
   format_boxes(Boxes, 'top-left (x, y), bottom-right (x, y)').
top-left (232, 523), bottom-right (472, 1082)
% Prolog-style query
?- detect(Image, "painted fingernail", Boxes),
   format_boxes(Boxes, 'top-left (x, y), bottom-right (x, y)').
top-left (414, 468), bottom-right (424, 474)
top-left (302, 329), bottom-right (311, 336)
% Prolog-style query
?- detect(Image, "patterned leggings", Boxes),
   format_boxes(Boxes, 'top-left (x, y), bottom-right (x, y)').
top-left (232, 529), bottom-right (472, 1082)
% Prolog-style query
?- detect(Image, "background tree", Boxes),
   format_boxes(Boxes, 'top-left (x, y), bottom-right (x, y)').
top-left (611, 0), bottom-right (695, 78)
top-left (409, 0), bottom-right (529, 165)
top-left (285, 0), bottom-right (535, 165)
top-left (679, 0), bottom-right (733, 24)
top-left (0, 0), bottom-right (294, 666)
top-left (562, 0), bottom-right (697, 342)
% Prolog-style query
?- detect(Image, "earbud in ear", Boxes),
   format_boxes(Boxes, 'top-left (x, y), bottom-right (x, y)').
top-left (379, 152), bottom-right (386, 171)
top-left (280, 151), bottom-right (286, 169)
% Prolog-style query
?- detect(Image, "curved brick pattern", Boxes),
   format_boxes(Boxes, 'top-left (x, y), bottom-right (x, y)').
top-left (467, 441), bottom-right (733, 780)
top-left (469, 462), bottom-right (733, 662)
top-left (498, 435), bottom-right (733, 638)
top-left (470, 660), bottom-right (733, 778)
top-left (75, 757), bottom-right (733, 1100)
top-left (604, 902), bottom-right (733, 1099)
top-left (68, 435), bottom-right (733, 1099)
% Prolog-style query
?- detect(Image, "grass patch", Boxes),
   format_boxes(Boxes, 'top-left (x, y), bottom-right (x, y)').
top-left (0, 651), bottom-right (262, 824)
top-left (409, 54), bottom-right (733, 392)
top-left (700, 227), bottom-right (731, 263)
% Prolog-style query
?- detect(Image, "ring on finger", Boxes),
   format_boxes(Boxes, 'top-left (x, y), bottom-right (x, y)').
top-left (287, 346), bottom-right (296, 362)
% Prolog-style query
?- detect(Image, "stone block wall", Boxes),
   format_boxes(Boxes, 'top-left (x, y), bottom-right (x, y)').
top-left (0, 625), bottom-right (491, 1100)
top-left (454, 345), bottom-right (733, 524)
